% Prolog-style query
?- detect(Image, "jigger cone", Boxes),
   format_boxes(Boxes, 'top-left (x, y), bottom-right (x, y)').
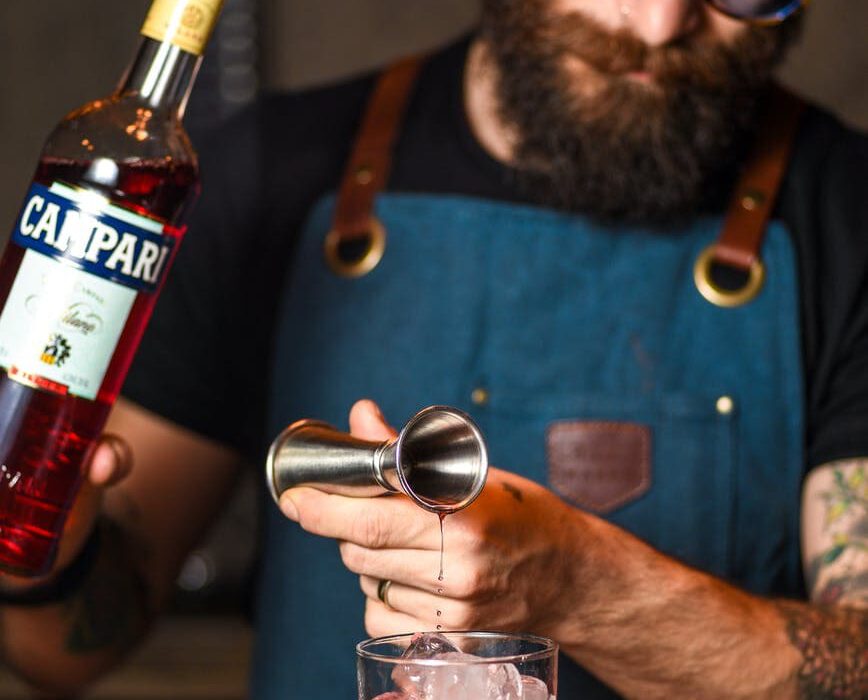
top-left (266, 405), bottom-right (489, 513)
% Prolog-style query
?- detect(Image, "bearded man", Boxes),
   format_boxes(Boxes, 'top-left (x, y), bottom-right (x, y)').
top-left (2, 1), bottom-right (866, 698)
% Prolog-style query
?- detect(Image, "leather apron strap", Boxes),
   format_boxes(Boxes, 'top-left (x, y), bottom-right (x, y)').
top-left (694, 86), bottom-right (805, 307)
top-left (326, 57), bottom-right (804, 304)
top-left (324, 55), bottom-right (424, 277)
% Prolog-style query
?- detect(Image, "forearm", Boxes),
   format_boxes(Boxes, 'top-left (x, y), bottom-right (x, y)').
top-left (557, 514), bottom-right (867, 699)
top-left (0, 517), bottom-right (158, 695)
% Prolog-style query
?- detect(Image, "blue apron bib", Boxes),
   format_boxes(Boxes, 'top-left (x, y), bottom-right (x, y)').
top-left (251, 193), bottom-right (805, 698)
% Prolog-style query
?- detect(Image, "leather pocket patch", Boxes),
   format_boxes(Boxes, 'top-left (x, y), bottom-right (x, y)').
top-left (546, 421), bottom-right (651, 514)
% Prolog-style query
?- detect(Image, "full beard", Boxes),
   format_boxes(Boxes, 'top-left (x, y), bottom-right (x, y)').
top-left (480, 0), bottom-right (800, 224)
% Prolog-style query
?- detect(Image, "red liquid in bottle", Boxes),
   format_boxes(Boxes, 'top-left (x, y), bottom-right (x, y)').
top-left (0, 156), bottom-right (198, 576)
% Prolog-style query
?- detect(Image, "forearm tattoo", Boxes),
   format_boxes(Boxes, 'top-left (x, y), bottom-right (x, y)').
top-left (501, 482), bottom-right (524, 503)
top-left (781, 460), bottom-right (868, 696)
top-left (776, 602), bottom-right (867, 699)
top-left (62, 518), bottom-right (151, 654)
top-left (805, 461), bottom-right (868, 607)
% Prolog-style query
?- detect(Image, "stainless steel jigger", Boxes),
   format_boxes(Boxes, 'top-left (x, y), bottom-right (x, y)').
top-left (265, 406), bottom-right (489, 513)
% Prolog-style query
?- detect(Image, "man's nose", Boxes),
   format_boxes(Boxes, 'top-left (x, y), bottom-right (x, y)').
top-left (628, 0), bottom-right (704, 46)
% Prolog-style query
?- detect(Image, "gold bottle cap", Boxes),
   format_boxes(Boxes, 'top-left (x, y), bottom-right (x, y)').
top-left (141, 0), bottom-right (225, 56)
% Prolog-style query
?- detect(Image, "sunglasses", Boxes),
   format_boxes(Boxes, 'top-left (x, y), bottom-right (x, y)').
top-left (705, 0), bottom-right (806, 23)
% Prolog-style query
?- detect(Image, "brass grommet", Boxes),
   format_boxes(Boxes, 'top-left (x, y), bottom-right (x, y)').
top-left (324, 217), bottom-right (387, 278)
top-left (694, 245), bottom-right (765, 308)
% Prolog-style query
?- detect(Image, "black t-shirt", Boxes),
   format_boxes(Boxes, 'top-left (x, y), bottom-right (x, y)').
top-left (123, 37), bottom-right (868, 473)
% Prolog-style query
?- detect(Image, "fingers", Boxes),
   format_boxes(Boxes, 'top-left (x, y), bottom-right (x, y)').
top-left (280, 487), bottom-right (441, 550)
top-left (364, 597), bottom-right (426, 639)
top-left (360, 576), bottom-right (443, 632)
top-left (349, 399), bottom-right (397, 441)
top-left (360, 575), bottom-right (480, 635)
top-left (360, 574), bottom-right (441, 607)
top-left (340, 541), bottom-right (440, 584)
top-left (86, 433), bottom-right (133, 487)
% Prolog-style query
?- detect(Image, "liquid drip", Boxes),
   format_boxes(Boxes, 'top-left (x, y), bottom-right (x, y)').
top-left (435, 512), bottom-right (447, 632)
top-left (437, 512), bottom-right (446, 582)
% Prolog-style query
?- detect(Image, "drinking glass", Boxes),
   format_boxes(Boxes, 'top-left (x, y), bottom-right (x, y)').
top-left (357, 630), bottom-right (558, 699)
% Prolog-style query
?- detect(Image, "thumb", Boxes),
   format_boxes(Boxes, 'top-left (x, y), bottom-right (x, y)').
top-left (349, 399), bottom-right (397, 441)
top-left (86, 433), bottom-right (133, 487)
top-left (54, 434), bottom-right (131, 571)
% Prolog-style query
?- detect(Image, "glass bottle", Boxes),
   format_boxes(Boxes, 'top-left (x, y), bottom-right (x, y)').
top-left (0, 0), bottom-right (224, 576)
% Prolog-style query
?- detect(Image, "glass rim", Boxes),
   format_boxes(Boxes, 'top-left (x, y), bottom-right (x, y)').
top-left (356, 630), bottom-right (559, 665)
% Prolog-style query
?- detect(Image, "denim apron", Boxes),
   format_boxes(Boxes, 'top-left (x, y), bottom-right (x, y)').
top-left (251, 192), bottom-right (805, 698)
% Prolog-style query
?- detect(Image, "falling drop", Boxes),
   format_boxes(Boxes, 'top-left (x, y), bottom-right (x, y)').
top-left (437, 512), bottom-right (446, 582)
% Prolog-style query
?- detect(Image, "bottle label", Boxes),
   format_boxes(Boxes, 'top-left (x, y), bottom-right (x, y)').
top-left (141, 0), bottom-right (225, 56)
top-left (0, 182), bottom-right (177, 400)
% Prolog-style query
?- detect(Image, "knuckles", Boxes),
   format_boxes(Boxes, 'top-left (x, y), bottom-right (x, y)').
top-left (441, 601), bottom-right (481, 630)
top-left (441, 594), bottom-right (530, 633)
top-left (442, 562), bottom-right (488, 600)
top-left (339, 541), bottom-right (370, 573)
top-left (355, 508), bottom-right (393, 549)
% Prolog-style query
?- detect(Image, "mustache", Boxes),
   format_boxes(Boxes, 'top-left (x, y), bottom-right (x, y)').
top-left (537, 11), bottom-right (780, 89)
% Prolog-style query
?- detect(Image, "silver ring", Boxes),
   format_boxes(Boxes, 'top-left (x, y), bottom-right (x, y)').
top-left (377, 579), bottom-right (394, 609)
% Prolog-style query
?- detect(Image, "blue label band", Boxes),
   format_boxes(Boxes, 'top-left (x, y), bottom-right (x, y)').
top-left (12, 182), bottom-right (176, 293)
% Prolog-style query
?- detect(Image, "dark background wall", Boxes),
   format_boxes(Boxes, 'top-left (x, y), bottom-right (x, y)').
top-left (1, 1), bottom-right (866, 233)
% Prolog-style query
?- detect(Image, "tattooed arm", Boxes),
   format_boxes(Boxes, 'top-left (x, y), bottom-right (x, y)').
top-left (0, 399), bottom-right (241, 695)
top-left (552, 460), bottom-right (868, 699)
top-left (541, 461), bottom-right (867, 699)
top-left (289, 402), bottom-right (867, 698)
top-left (801, 460), bottom-right (868, 609)
top-left (775, 458), bottom-right (868, 697)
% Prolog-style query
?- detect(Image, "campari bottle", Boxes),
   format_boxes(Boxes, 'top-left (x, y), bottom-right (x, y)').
top-left (0, 0), bottom-right (224, 576)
